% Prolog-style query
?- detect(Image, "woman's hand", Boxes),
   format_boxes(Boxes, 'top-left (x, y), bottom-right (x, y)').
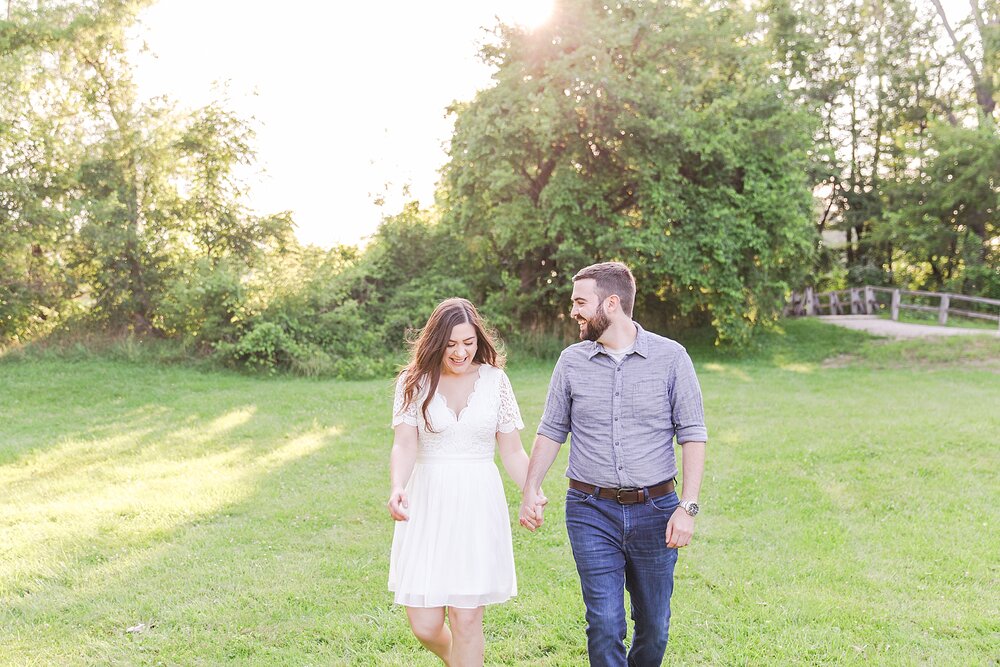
top-left (387, 488), bottom-right (409, 521)
top-left (518, 487), bottom-right (548, 531)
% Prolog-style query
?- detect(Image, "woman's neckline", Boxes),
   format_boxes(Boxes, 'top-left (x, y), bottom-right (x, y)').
top-left (436, 364), bottom-right (486, 421)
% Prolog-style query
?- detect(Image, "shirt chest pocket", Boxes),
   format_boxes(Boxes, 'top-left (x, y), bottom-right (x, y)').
top-left (632, 379), bottom-right (668, 421)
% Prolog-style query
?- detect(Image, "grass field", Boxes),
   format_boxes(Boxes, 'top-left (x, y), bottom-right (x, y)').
top-left (1, 320), bottom-right (998, 665)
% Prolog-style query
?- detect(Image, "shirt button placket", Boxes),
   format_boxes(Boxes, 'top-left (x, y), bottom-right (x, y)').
top-left (614, 365), bottom-right (624, 481)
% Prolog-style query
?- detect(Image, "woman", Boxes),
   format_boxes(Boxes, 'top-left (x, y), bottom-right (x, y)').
top-left (387, 298), bottom-right (536, 666)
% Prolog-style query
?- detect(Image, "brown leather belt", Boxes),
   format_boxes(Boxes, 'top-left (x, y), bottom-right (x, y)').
top-left (569, 478), bottom-right (675, 505)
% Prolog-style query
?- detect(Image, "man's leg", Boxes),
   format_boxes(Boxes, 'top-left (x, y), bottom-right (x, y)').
top-left (624, 494), bottom-right (679, 667)
top-left (565, 489), bottom-right (628, 667)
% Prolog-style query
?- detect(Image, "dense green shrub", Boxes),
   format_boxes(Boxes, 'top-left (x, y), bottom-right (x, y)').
top-left (215, 321), bottom-right (302, 373)
top-left (158, 258), bottom-right (248, 348)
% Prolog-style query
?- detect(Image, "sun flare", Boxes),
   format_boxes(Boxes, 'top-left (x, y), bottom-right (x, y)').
top-left (508, 0), bottom-right (555, 29)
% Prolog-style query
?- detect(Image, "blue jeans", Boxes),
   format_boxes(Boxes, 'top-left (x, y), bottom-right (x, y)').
top-left (565, 486), bottom-right (680, 667)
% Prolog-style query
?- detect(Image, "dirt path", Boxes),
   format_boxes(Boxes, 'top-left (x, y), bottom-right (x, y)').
top-left (817, 315), bottom-right (1000, 339)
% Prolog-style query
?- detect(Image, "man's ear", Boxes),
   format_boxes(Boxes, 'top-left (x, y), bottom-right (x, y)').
top-left (606, 294), bottom-right (620, 314)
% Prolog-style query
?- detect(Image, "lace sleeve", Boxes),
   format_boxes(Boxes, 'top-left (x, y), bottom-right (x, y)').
top-left (391, 374), bottom-right (418, 428)
top-left (496, 369), bottom-right (525, 433)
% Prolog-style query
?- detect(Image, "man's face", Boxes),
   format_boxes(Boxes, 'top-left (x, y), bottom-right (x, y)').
top-left (571, 279), bottom-right (611, 342)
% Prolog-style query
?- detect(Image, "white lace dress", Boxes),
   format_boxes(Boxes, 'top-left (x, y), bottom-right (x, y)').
top-left (388, 364), bottom-right (524, 608)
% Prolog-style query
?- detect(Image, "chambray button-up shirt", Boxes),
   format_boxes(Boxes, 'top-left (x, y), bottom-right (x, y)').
top-left (537, 323), bottom-right (708, 488)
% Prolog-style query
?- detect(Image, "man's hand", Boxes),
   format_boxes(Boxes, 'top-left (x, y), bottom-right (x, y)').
top-left (387, 488), bottom-right (409, 521)
top-left (519, 488), bottom-right (548, 531)
top-left (665, 507), bottom-right (694, 548)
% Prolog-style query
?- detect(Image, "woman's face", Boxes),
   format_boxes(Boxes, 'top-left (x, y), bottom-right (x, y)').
top-left (441, 322), bottom-right (478, 375)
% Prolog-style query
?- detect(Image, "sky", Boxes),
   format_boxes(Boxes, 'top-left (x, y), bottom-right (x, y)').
top-left (130, 1), bottom-right (555, 249)
top-left (130, 0), bottom-right (970, 250)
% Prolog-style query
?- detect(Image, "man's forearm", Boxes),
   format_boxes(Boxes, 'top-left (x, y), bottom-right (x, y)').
top-left (523, 434), bottom-right (562, 494)
top-left (678, 441), bottom-right (706, 501)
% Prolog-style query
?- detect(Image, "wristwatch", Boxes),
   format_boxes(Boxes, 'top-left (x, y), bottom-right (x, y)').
top-left (679, 500), bottom-right (700, 517)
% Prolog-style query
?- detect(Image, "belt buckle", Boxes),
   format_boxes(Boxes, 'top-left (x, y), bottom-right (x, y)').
top-left (615, 487), bottom-right (641, 504)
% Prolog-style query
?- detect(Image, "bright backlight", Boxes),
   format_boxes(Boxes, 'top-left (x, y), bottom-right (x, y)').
top-left (508, 0), bottom-right (555, 29)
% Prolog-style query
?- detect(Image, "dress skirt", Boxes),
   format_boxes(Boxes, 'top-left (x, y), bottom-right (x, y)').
top-left (388, 454), bottom-right (517, 608)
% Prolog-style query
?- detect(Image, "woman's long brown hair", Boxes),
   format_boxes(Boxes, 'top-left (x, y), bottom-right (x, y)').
top-left (398, 298), bottom-right (504, 431)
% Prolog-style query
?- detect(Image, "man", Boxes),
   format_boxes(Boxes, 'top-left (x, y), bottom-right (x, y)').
top-left (519, 261), bottom-right (707, 667)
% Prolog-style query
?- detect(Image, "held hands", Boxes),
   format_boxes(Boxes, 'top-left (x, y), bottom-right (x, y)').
top-left (518, 488), bottom-right (548, 531)
top-left (665, 507), bottom-right (695, 548)
top-left (387, 487), bottom-right (409, 521)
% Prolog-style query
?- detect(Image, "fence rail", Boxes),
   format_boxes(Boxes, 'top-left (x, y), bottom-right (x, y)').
top-left (786, 286), bottom-right (1000, 330)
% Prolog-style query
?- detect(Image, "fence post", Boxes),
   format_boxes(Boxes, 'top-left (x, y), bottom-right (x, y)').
top-left (864, 286), bottom-right (874, 314)
top-left (891, 289), bottom-right (900, 321)
top-left (791, 291), bottom-right (803, 316)
top-left (805, 287), bottom-right (815, 316)
top-left (849, 288), bottom-right (859, 314)
top-left (938, 294), bottom-right (950, 325)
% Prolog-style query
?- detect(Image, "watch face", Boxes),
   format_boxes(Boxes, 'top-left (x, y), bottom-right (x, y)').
top-left (684, 501), bottom-right (699, 516)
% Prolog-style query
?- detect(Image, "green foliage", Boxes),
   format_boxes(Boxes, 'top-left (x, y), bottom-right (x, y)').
top-left (175, 103), bottom-right (295, 265)
top-left (0, 2), bottom-right (106, 342)
top-left (879, 122), bottom-right (999, 295)
top-left (764, 0), bottom-right (998, 292)
top-left (0, 0), bottom-right (292, 343)
top-left (211, 207), bottom-right (470, 378)
top-left (0, 240), bottom-right (77, 343)
top-left (442, 0), bottom-right (817, 344)
top-left (950, 262), bottom-right (1000, 301)
top-left (158, 257), bottom-right (247, 346)
top-left (216, 321), bottom-right (302, 373)
top-left (2, 0), bottom-right (997, 369)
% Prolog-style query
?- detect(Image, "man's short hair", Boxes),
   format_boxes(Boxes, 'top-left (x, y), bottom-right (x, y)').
top-left (573, 262), bottom-right (636, 317)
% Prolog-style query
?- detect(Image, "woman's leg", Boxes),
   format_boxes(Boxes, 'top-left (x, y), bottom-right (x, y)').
top-left (406, 606), bottom-right (452, 664)
top-left (447, 606), bottom-right (485, 667)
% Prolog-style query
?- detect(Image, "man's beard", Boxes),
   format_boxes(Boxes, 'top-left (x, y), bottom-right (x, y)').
top-left (580, 302), bottom-right (611, 342)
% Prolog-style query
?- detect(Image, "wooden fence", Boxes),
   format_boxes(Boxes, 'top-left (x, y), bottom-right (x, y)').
top-left (786, 286), bottom-right (1000, 330)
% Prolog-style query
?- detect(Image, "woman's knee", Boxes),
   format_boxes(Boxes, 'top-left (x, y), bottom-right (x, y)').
top-left (407, 609), bottom-right (446, 643)
top-left (448, 607), bottom-right (484, 636)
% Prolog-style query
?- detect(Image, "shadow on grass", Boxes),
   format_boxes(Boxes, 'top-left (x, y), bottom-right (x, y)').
top-left (0, 360), bottom-right (421, 664)
top-left (0, 357), bottom-right (592, 665)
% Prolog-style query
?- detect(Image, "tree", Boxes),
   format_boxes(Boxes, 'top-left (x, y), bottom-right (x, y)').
top-left (765, 0), bottom-right (997, 294)
top-left (175, 103), bottom-right (293, 267)
top-left (765, 0), bottom-right (944, 282)
top-left (442, 0), bottom-right (817, 343)
top-left (1, 0), bottom-right (294, 341)
top-left (880, 122), bottom-right (999, 294)
top-left (930, 0), bottom-right (998, 122)
top-left (0, 1), bottom-right (114, 340)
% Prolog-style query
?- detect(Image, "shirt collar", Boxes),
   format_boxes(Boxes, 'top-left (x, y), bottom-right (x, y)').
top-left (587, 322), bottom-right (649, 359)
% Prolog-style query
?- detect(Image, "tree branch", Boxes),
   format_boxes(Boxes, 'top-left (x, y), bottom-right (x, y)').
top-left (930, 0), bottom-right (981, 86)
top-left (818, 182), bottom-right (839, 232)
top-left (968, 0), bottom-right (986, 35)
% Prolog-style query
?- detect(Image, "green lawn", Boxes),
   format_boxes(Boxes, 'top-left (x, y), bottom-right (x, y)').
top-left (1, 321), bottom-right (998, 665)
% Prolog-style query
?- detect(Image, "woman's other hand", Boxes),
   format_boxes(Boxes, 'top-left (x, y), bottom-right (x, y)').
top-left (387, 488), bottom-right (409, 521)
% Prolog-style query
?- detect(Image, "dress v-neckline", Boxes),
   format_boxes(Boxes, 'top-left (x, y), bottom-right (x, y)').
top-left (436, 364), bottom-right (485, 422)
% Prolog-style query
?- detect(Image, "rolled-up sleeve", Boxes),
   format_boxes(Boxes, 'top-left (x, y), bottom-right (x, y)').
top-left (669, 350), bottom-right (708, 444)
top-left (537, 354), bottom-right (572, 444)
